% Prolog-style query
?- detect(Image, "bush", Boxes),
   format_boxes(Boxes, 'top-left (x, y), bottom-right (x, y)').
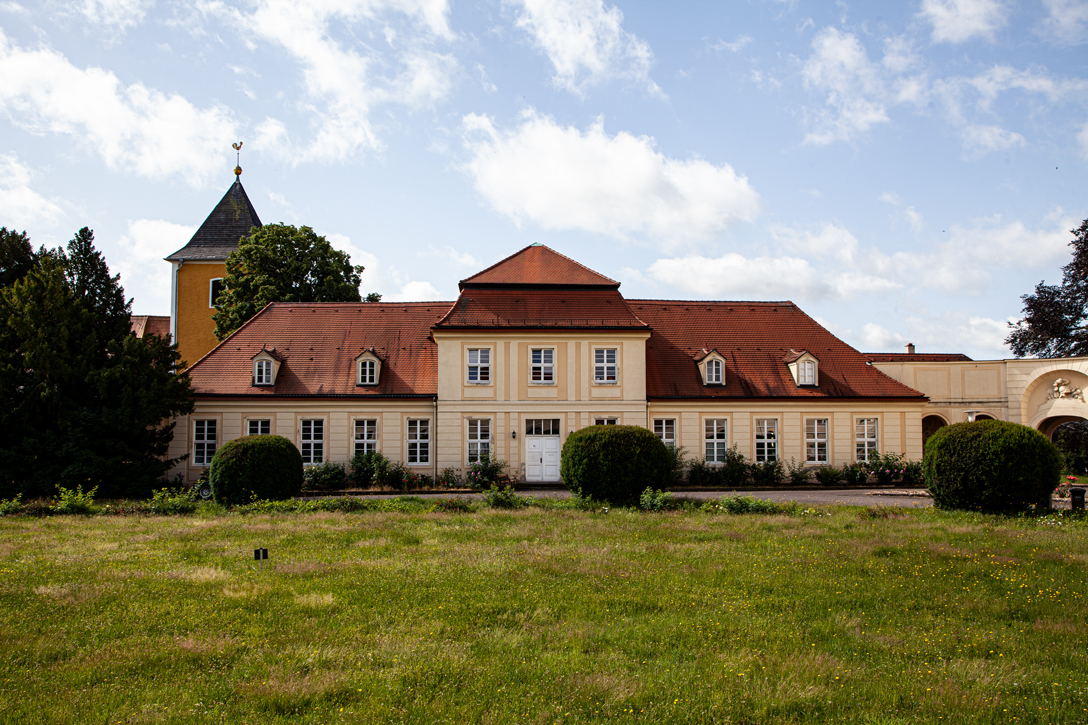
top-left (686, 446), bottom-right (750, 488)
top-left (433, 496), bottom-right (474, 513)
top-left (52, 485), bottom-right (98, 515)
top-left (482, 485), bottom-right (529, 509)
top-left (560, 425), bottom-right (671, 506)
top-left (868, 452), bottom-right (905, 486)
top-left (814, 465), bottom-right (844, 487)
top-left (302, 461), bottom-right (347, 491)
top-left (148, 486), bottom-right (198, 515)
top-left (664, 445), bottom-right (688, 486)
top-left (1054, 421), bottom-right (1088, 474)
top-left (639, 487), bottom-right (674, 511)
top-left (749, 459), bottom-right (784, 487)
top-left (700, 495), bottom-right (801, 515)
top-left (901, 460), bottom-right (924, 487)
top-left (436, 467), bottom-right (463, 488)
top-left (785, 458), bottom-right (810, 486)
top-left (924, 420), bottom-right (1061, 513)
top-left (209, 435), bottom-right (303, 505)
top-left (349, 451), bottom-right (389, 489)
top-left (841, 462), bottom-right (869, 486)
top-left (466, 453), bottom-right (507, 490)
top-left (0, 494), bottom-right (23, 516)
top-left (383, 461), bottom-right (413, 491)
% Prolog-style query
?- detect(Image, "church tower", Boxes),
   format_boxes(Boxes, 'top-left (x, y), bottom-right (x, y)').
top-left (166, 159), bottom-right (262, 368)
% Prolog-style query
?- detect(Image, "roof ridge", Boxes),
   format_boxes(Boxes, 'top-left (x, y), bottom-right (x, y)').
top-left (627, 299), bottom-right (795, 305)
top-left (459, 244), bottom-right (619, 289)
top-left (165, 178), bottom-right (263, 261)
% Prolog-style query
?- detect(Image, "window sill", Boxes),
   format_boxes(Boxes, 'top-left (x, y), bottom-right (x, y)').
top-left (355, 383), bottom-right (378, 388)
top-left (592, 381), bottom-right (619, 386)
top-left (465, 382), bottom-right (493, 386)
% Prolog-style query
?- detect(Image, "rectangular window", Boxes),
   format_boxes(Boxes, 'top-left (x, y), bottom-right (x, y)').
top-left (358, 359), bottom-right (376, 385)
top-left (704, 419), bottom-right (727, 463)
top-left (467, 349), bottom-right (490, 383)
top-left (706, 359), bottom-right (722, 385)
top-left (806, 418), bottom-right (828, 464)
top-left (407, 419), bottom-right (430, 464)
top-left (301, 419), bottom-right (324, 465)
top-left (755, 419), bottom-right (778, 463)
top-left (209, 278), bottom-right (225, 308)
top-left (254, 359), bottom-right (272, 385)
top-left (530, 348), bottom-right (554, 383)
top-left (856, 418), bottom-right (879, 462)
top-left (193, 419), bottom-right (217, 466)
top-left (594, 348), bottom-right (617, 383)
top-left (525, 418), bottom-right (561, 436)
top-left (654, 419), bottom-right (675, 448)
top-left (248, 419), bottom-right (271, 436)
top-left (798, 360), bottom-right (816, 385)
top-left (594, 417), bottom-right (618, 426)
top-left (467, 419), bottom-right (491, 462)
top-left (354, 419), bottom-right (378, 456)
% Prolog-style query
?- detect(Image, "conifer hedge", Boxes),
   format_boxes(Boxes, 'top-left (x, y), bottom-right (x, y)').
top-left (923, 420), bottom-right (1060, 513)
top-left (209, 435), bottom-right (303, 505)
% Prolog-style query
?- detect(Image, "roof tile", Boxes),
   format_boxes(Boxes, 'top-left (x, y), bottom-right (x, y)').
top-left (165, 179), bottom-right (262, 262)
top-left (459, 244), bottom-right (619, 289)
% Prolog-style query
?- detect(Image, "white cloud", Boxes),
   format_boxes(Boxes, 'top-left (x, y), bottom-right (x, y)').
top-left (801, 27), bottom-right (891, 144)
top-left (115, 219), bottom-right (196, 314)
top-left (0, 152), bottom-right (63, 227)
top-left (512, 0), bottom-right (657, 94)
top-left (0, 30), bottom-right (237, 187)
top-left (78, 0), bottom-right (151, 31)
top-left (858, 322), bottom-right (908, 350)
top-left (646, 252), bottom-right (899, 301)
top-left (919, 0), bottom-right (1008, 43)
top-left (1038, 0), bottom-right (1088, 44)
top-left (461, 111), bottom-right (761, 244)
top-left (770, 223), bottom-right (858, 263)
top-left (960, 124), bottom-right (1025, 155)
top-left (965, 65), bottom-right (1088, 107)
top-left (417, 245), bottom-right (479, 266)
top-left (881, 35), bottom-right (918, 73)
top-left (904, 207), bottom-right (924, 232)
top-left (386, 280), bottom-right (442, 301)
top-left (1079, 121), bottom-right (1088, 160)
top-left (712, 35), bottom-right (753, 54)
top-left (213, 0), bottom-right (456, 164)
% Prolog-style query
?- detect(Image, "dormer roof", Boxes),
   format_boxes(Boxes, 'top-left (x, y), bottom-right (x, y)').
top-left (458, 244), bottom-right (620, 290)
top-left (165, 179), bottom-right (263, 262)
top-left (251, 347), bottom-right (285, 362)
top-left (783, 349), bottom-right (814, 364)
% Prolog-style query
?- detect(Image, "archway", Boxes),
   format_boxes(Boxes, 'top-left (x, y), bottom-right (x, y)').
top-left (922, 415), bottom-right (947, 447)
top-left (975, 414), bottom-right (995, 421)
top-left (1036, 415), bottom-right (1088, 440)
top-left (1048, 418), bottom-right (1088, 475)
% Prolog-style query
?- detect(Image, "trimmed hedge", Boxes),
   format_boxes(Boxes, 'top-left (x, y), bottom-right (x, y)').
top-left (923, 420), bottom-right (1060, 513)
top-left (208, 435), bottom-right (303, 505)
top-left (560, 425), bottom-right (671, 506)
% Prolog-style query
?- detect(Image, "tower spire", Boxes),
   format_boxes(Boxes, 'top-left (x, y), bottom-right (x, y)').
top-left (232, 141), bottom-right (243, 179)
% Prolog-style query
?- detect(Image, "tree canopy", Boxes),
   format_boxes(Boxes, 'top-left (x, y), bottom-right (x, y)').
top-left (0, 229), bottom-right (193, 499)
top-left (212, 224), bottom-right (368, 340)
top-left (1007, 218), bottom-right (1088, 358)
top-left (0, 227), bottom-right (38, 288)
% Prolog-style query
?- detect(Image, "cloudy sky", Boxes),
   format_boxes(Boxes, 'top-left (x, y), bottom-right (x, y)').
top-left (1, 0), bottom-right (1086, 359)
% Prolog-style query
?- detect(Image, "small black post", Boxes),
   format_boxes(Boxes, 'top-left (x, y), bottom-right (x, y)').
top-left (254, 547), bottom-right (269, 570)
top-left (1071, 488), bottom-right (1086, 511)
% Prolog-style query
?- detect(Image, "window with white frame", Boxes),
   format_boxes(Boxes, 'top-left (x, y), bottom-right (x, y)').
top-left (755, 419), bottom-right (778, 463)
top-left (525, 419), bottom-right (561, 435)
top-left (798, 360), bottom-right (816, 385)
top-left (530, 348), bottom-right (554, 383)
top-left (209, 278), bottom-right (225, 308)
top-left (407, 419), bottom-right (430, 464)
top-left (654, 419), bottom-right (675, 448)
top-left (467, 419), bottom-right (491, 462)
top-left (254, 359), bottom-right (273, 385)
top-left (467, 348), bottom-right (490, 383)
top-left (248, 419), bottom-right (271, 436)
top-left (193, 419), bottom-right (217, 466)
top-left (705, 419), bottom-right (728, 463)
top-left (856, 418), bottom-right (878, 462)
top-left (358, 359), bottom-right (377, 385)
top-left (594, 417), bottom-right (618, 426)
top-left (705, 358), bottom-right (723, 385)
top-left (354, 419), bottom-right (378, 456)
top-left (300, 419), bottom-right (324, 465)
top-left (594, 348), bottom-right (617, 383)
top-left (805, 418), bottom-right (828, 464)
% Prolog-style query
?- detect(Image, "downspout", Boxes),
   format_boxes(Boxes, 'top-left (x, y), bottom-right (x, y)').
top-left (433, 395), bottom-right (438, 482)
top-left (169, 259), bottom-right (182, 345)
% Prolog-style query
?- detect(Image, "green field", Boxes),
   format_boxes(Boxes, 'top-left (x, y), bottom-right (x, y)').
top-left (1, 504), bottom-right (1086, 724)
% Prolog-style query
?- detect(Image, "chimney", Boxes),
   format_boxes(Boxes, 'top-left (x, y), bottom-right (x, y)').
top-left (905, 343), bottom-right (916, 354)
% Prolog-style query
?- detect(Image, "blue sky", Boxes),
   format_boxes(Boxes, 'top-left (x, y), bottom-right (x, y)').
top-left (1, 0), bottom-right (1086, 359)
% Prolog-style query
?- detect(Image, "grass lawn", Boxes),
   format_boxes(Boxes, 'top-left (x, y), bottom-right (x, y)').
top-left (1, 503), bottom-right (1086, 724)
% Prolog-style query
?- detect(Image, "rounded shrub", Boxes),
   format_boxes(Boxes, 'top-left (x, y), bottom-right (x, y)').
top-left (208, 435), bottom-right (303, 505)
top-left (923, 420), bottom-right (1060, 513)
top-left (560, 425), bottom-right (671, 506)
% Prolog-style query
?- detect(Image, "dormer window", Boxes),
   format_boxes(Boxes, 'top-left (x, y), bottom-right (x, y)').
top-left (251, 348), bottom-right (283, 387)
top-left (355, 349), bottom-right (382, 387)
top-left (255, 359), bottom-right (272, 385)
top-left (697, 350), bottom-right (727, 386)
top-left (785, 350), bottom-right (819, 387)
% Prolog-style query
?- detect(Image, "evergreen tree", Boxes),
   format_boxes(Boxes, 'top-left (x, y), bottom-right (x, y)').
top-left (0, 231), bottom-right (193, 499)
top-left (0, 227), bottom-right (38, 288)
top-left (1007, 219), bottom-right (1088, 358)
top-left (212, 224), bottom-right (365, 340)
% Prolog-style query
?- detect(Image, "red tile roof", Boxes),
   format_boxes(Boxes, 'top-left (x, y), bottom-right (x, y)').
top-left (434, 288), bottom-right (648, 329)
top-left (459, 244), bottom-right (620, 289)
top-left (131, 315), bottom-right (170, 338)
top-left (185, 302), bottom-right (449, 397)
top-left (630, 300), bottom-right (926, 400)
top-left (866, 352), bottom-right (973, 362)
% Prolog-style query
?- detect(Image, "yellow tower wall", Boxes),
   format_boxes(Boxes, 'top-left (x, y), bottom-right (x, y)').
top-left (175, 261), bottom-right (226, 368)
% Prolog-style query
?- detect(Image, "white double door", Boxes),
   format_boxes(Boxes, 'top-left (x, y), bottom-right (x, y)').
top-left (525, 435), bottom-right (560, 482)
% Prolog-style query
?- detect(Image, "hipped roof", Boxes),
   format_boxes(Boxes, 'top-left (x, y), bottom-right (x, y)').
top-left (165, 179), bottom-right (262, 262)
top-left (434, 288), bottom-right (647, 330)
top-left (459, 244), bottom-right (620, 289)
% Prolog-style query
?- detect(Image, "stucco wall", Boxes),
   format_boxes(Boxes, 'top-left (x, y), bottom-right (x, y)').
top-left (175, 261), bottom-right (226, 368)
